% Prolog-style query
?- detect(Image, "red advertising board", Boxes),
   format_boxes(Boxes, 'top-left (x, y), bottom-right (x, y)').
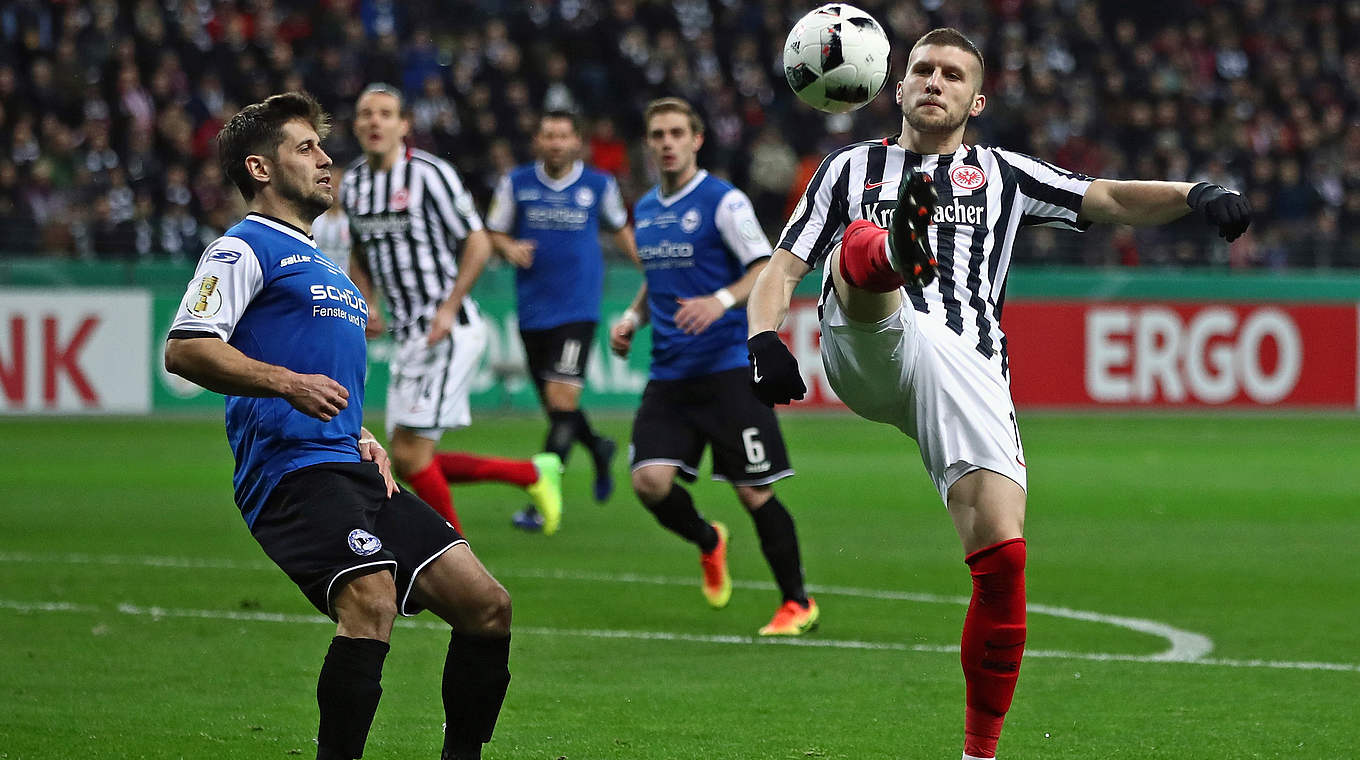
top-left (777, 298), bottom-right (1358, 410)
top-left (1005, 302), bottom-right (1359, 408)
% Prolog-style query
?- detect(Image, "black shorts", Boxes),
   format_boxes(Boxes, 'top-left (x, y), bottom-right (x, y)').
top-left (520, 321), bottom-right (597, 389)
top-left (630, 367), bottom-right (794, 486)
top-left (250, 461), bottom-right (465, 620)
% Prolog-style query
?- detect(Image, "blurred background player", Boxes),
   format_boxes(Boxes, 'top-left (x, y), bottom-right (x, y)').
top-left (309, 164), bottom-right (350, 273)
top-left (485, 110), bottom-right (637, 532)
top-left (342, 83), bottom-right (563, 535)
top-left (164, 92), bottom-right (513, 760)
top-left (747, 28), bottom-right (1251, 760)
top-left (610, 97), bottom-right (817, 636)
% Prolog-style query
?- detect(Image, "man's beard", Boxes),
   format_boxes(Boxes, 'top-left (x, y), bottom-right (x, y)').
top-left (281, 176), bottom-right (333, 221)
top-left (904, 104), bottom-right (968, 135)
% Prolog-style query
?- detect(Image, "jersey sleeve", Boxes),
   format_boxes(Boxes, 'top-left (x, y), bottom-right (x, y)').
top-left (484, 173), bottom-right (516, 233)
top-left (714, 188), bottom-right (773, 267)
top-left (993, 148), bottom-right (1094, 231)
top-left (777, 149), bottom-right (849, 265)
top-left (168, 236), bottom-right (264, 341)
top-left (600, 176), bottom-right (629, 231)
top-left (425, 159), bottom-right (484, 240)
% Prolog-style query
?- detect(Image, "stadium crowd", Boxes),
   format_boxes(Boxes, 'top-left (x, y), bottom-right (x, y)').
top-left (0, 0), bottom-right (1355, 267)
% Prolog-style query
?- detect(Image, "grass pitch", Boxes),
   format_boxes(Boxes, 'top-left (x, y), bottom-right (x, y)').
top-left (2, 412), bottom-right (1357, 758)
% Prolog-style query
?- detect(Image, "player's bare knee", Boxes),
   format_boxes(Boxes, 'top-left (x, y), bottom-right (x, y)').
top-left (631, 469), bottom-right (672, 504)
top-left (466, 583), bottom-right (512, 637)
top-left (735, 485), bottom-right (773, 512)
top-left (334, 572), bottom-right (399, 637)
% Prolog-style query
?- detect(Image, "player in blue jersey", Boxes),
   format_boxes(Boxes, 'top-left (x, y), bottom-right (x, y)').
top-left (486, 111), bottom-right (637, 531)
top-left (164, 93), bottom-right (511, 760)
top-left (608, 97), bottom-right (818, 636)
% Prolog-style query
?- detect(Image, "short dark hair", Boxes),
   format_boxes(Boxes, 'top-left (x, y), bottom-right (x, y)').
top-left (911, 28), bottom-right (986, 85)
top-left (540, 109), bottom-right (582, 135)
top-left (217, 92), bottom-right (330, 201)
top-left (359, 82), bottom-right (406, 112)
top-left (643, 97), bottom-right (704, 136)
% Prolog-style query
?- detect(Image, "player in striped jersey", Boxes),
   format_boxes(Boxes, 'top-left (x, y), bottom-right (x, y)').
top-left (343, 83), bottom-right (563, 535)
top-left (747, 28), bottom-right (1251, 760)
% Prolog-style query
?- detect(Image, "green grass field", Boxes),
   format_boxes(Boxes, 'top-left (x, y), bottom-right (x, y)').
top-left (2, 412), bottom-right (1358, 759)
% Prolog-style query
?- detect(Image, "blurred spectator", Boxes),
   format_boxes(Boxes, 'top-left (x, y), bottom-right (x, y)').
top-left (0, 0), bottom-right (1355, 267)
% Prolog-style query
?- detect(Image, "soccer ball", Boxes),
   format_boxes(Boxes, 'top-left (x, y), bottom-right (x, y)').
top-left (783, 4), bottom-right (891, 114)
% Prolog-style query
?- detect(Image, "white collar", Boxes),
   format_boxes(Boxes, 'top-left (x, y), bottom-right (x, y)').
top-left (534, 160), bottom-right (584, 191)
top-left (656, 169), bottom-right (708, 207)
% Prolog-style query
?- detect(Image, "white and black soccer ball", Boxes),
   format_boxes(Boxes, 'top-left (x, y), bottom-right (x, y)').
top-left (783, 4), bottom-right (891, 114)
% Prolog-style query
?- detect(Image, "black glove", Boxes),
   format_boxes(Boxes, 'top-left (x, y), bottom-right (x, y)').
top-left (1187, 182), bottom-right (1252, 242)
top-left (747, 331), bottom-right (806, 406)
top-left (890, 171), bottom-right (939, 288)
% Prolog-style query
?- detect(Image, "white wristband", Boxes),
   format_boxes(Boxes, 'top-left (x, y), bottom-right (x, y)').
top-left (620, 309), bottom-right (641, 328)
top-left (713, 288), bottom-right (737, 310)
top-left (357, 437), bottom-right (378, 446)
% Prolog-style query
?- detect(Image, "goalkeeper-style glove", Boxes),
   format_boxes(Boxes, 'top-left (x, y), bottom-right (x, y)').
top-left (747, 331), bottom-right (806, 406)
top-left (1187, 182), bottom-right (1252, 242)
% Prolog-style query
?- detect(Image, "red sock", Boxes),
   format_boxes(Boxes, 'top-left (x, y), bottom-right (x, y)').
top-left (838, 219), bottom-right (905, 293)
top-left (405, 461), bottom-right (462, 533)
top-left (435, 452), bottom-right (537, 487)
top-left (960, 538), bottom-right (1027, 759)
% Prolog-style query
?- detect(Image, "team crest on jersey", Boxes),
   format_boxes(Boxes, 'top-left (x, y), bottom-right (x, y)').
top-left (575, 186), bottom-right (595, 207)
top-left (390, 188), bottom-right (410, 211)
top-left (950, 164), bottom-right (987, 191)
top-left (186, 275), bottom-right (222, 318)
top-left (680, 208), bottom-right (702, 233)
top-left (347, 529), bottom-right (383, 556)
top-left (207, 249), bottom-right (241, 264)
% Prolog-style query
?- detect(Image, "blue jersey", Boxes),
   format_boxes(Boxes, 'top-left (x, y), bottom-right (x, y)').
top-left (486, 161), bottom-right (629, 330)
top-left (633, 170), bottom-right (772, 380)
top-left (169, 213), bottom-right (370, 526)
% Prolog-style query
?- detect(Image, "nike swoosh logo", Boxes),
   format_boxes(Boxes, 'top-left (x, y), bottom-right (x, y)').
top-left (865, 178), bottom-right (898, 190)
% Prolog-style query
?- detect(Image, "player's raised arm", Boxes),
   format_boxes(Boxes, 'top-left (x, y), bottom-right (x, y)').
top-left (1079, 179), bottom-right (1252, 241)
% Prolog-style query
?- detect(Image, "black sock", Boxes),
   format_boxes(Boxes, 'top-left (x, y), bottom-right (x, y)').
top-left (316, 636), bottom-right (389, 760)
top-left (751, 496), bottom-right (808, 604)
top-left (570, 409), bottom-right (601, 450)
top-left (644, 485), bottom-right (718, 552)
top-left (442, 631), bottom-right (511, 758)
top-left (544, 411), bottom-right (576, 463)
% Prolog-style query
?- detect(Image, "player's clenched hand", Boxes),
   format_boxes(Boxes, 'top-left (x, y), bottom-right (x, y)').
top-left (747, 331), bottom-right (805, 406)
top-left (501, 239), bottom-right (536, 268)
top-left (1188, 182), bottom-right (1252, 242)
top-left (673, 295), bottom-right (725, 335)
top-left (609, 313), bottom-right (639, 358)
top-left (284, 372), bottom-right (349, 421)
top-left (357, 434), bottom-right (397, 497)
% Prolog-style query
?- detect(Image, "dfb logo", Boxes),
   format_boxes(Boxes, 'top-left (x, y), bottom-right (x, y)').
top-left (1085, 306), bottom-right (1303, 404)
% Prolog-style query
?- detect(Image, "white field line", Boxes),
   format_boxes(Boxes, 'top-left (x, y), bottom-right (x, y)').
top-left (1, 552), bottom-right (1353, 673)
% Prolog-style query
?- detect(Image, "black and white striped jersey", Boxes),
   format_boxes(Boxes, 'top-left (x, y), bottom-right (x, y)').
top-left (342, 146), bottom-right (484, 340)
top-left (779, 138), bottom-right (1093, 374)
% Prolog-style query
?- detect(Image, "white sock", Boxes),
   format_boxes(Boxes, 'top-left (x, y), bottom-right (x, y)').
top-left (963, 754), bottom-right (993, 760)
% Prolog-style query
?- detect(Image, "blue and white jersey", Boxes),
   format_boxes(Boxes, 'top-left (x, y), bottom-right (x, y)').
top-left (169, 213), bottom-right (370, 527)
top-left (485, 160), bottom-right (628, 330)
top-left (633, 170), bottom-right (771, 380)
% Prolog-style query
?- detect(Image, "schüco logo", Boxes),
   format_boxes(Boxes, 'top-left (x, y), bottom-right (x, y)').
top-left (1085, 306), bottom-right (1303, 404)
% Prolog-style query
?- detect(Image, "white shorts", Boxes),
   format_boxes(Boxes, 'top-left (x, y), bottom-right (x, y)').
top-left (819, 289), bottom-right (1027, 504)
top-left (385, 309), bottom-right (487, 440)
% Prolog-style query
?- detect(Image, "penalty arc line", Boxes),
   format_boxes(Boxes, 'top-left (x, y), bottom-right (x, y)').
top-left (0, 599), bottom-right (1355, 673)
